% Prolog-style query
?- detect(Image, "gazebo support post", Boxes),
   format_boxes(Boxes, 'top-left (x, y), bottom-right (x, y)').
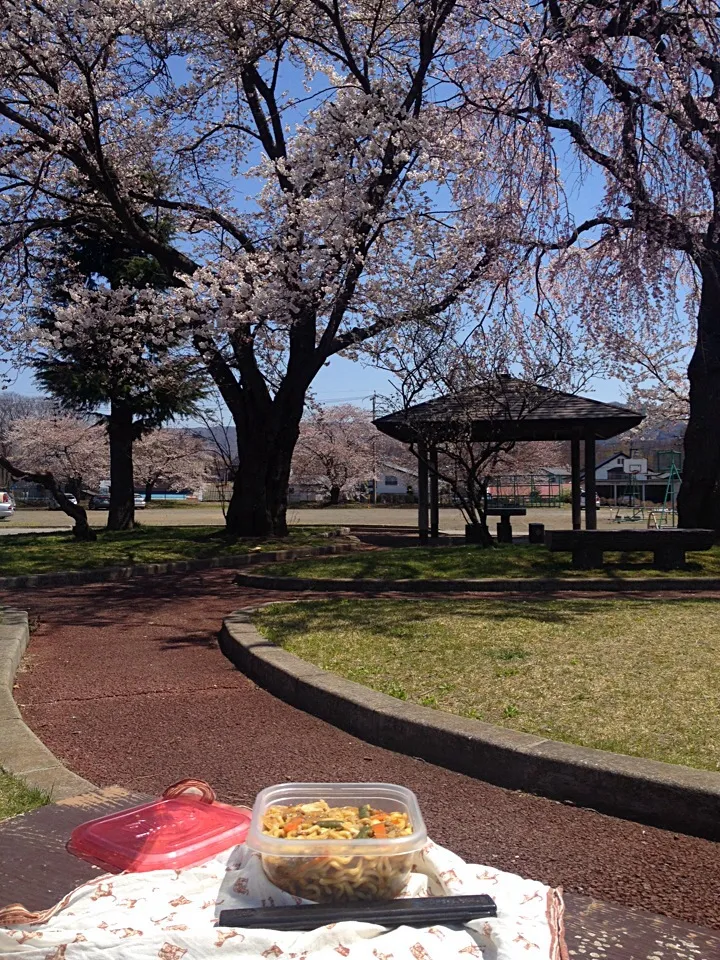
top-left (429, 445), bottom-right (439, 539)
top-left (418, 442), bottom-right (429, 543)
top-left (571, 437), bottom-right (582, 531)
top-left (584, 433), bottom-right (598, 530)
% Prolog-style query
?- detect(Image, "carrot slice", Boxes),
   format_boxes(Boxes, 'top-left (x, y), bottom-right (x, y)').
top-left (373, 822), bottom-right (387, 838)
top-left (283, 816), bottom-right (304, 834)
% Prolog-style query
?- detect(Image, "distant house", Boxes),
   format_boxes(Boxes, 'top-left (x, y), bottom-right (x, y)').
top-left (375, 461), bottom-right (418, 497)
top-left (535, 465), bottom-right (571, 483)
top-left (288, 481), bottom-right (325, 503)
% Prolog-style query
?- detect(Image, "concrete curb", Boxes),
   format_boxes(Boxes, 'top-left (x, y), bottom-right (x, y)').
top-left (234, 569), bottom-right (720, 593)
top-left (0, 542), bottom-right (361, 591)
top-left (220, 607), bottom-right (720, 842)
top-left (0, 607), bottom-right (95, 800)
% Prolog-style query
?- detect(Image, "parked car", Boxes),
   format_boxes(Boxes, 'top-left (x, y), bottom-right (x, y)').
top-left (89, 494), bottom-right (146, 509)
top-left (580, 491), bottom-right (601, 509)
top-left (0, 491), bottom-right (15, 520)
top-left (49, 493), bottom-right (78, 510)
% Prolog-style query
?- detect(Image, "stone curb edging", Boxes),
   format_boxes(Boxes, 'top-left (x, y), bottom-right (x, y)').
top-left (234, 569), bottom-right (720, 593)
top-left (0, 542), bottom-right (361, 591)
top-left (0, 607), bottom-right (95, 800)
top-left (220, 607), bottom-right (720, 842)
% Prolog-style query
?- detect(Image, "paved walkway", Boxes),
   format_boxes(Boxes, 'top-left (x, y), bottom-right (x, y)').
top-left (5, 570), bottom-right (720, 929)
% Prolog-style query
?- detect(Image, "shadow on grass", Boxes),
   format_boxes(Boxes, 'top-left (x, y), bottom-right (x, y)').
top-left (257, 595), bottom-right (718, 642)
top-left (270, 542), bottom-right (720, 581)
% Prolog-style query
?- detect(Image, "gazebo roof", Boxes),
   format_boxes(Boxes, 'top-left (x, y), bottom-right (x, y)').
top-left (373, 376), bottom-right (643, 443)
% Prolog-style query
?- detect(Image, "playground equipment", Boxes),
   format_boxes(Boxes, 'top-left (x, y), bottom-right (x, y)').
top-left (647, 455), bottom-right (682, 529)
top-left (612, 459), bottom-right (646, 522)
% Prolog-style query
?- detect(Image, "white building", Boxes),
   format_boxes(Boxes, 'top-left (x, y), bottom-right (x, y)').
top-left (592, 452), bottom-right (668, 503)
top-left (375, 461), bottom-right (418, 497)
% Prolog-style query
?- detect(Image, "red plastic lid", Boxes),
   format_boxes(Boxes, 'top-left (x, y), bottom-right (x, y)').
top-left (67, 779), bottom-right (251, 873)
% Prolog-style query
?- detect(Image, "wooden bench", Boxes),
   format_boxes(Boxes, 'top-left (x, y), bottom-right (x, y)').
top-left (544, 528), bottom-right (715, 570)
top-left (486, 506), bottom-right (527, 544)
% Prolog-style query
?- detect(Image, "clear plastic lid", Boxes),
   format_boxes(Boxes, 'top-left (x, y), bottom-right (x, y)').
top-left (67, 779), bottom-right (252, 873)
top-left (246, 782), bottom-right (427, 858)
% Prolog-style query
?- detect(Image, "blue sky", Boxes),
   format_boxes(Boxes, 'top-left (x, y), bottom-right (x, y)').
top-left (4, 341), bottom-right (627, 410)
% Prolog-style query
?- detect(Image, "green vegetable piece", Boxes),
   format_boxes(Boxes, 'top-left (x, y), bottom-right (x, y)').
top-left (358, 804), bottom-right (371, 819)
top-left (355, 824), bottom-right (373, 839)
top-left (316, 819), bottom-right (345, 829)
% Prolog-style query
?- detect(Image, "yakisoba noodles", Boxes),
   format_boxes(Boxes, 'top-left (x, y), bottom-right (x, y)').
top-left (260, 799), bottom-right (414, 902)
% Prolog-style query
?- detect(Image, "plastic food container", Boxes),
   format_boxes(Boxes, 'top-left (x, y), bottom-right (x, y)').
top-left (246, 782), bottom-right (427, 903)
top-left (67, 779), bottom-right (252, 873)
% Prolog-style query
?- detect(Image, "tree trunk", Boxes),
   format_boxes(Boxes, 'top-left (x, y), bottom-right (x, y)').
top-left (329, 484), bottom-right (341, 505)
top-left (224, 398), bottom-right (303, 538)
top-left (467, 518), bottom-right (495, 546)
top-left (0, 456), bottom-right (96, 541)
top-left (107, 401), bottom-right (135, 531)
top-left (145, 481), bottom-right (154, 503)
top-left (678, 254), bottom-right (720, 532)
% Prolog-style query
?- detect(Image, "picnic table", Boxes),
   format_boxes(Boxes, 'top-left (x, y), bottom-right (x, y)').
top-left (2, 788), bottom-right (719, 959)
top-left (486, 506), bottom-right (527, 544)
top-left (544, 528), bottom-right (715, 570)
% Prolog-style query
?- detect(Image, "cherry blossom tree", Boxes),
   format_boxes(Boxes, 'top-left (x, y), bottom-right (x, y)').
top-left (134, 429), bottom-right (214, 502)
top-left (460, 0), bottom-right (720, 529)
top-left (293, 404), bottom-right (374, 504)
top-left (498, 441), bottom-right (568, 475)
top-left (0, 0), bottom-right (522, 538)
top-left (0, 393), bottom-right (54, 460)
top-left (0, 414), bottom-right (109, 539)
top-left (7, 414), bottom-right (108, 494)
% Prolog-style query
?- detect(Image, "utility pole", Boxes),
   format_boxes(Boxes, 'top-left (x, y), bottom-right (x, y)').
top-left (371, 393), bottom-right (378, 505)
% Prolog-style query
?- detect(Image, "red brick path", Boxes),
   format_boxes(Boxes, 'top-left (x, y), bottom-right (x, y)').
top-left (6, 570), bottom-right (720, 928)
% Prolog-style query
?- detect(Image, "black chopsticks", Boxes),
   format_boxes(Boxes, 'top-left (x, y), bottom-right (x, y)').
top-left (219, 894), bottom-right (497, 931)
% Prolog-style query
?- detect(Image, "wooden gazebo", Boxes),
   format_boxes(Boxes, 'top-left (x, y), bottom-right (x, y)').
top-left (373, 377), bottom-right (644, 539)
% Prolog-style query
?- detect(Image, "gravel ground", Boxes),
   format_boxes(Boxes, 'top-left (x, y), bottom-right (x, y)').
top-left (1, 503), bottom-right (650, 532)
top-left (6, 570), bottom-right (720, 929)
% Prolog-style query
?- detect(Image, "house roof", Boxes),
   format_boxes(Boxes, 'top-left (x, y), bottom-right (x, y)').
top-left (537, 465), bottom-right (572, 476)
top-left (374, 377), bottom-right (643, 444)
top-left (378, 461), bottom-right (418, 477)
top-left (594, 451), bottom-right (632, 470)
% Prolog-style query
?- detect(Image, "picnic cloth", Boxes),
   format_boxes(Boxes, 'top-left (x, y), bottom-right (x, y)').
top-left (0, 839), bottom-right (566, 960)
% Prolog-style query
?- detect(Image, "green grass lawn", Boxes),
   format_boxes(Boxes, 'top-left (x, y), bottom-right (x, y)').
top-left (0, 769), bottom-right (49, 821)
top-left (0, 526), bottom-right (339, 577)
top-left (255, 597), bottom-right (720, 771)
top-left (267, 543), bottom-right (720, 580)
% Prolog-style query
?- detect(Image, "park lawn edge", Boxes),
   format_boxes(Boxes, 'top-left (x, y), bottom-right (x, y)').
top-left (0, 768), bottom-right (51, 822)
top-left (253, 595), bottom-right (720, 773)
top-left (0, 525), bottom-right (343, 577)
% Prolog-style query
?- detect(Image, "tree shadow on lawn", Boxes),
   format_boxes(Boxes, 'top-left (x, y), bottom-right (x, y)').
top-left (258, 595), bottom-right (720, 641)
top-left (272, 545), bottom-right (714, 580)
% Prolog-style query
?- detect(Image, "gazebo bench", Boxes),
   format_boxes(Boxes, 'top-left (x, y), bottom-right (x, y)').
top-left (544, 528), bottom-right (715, 570)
